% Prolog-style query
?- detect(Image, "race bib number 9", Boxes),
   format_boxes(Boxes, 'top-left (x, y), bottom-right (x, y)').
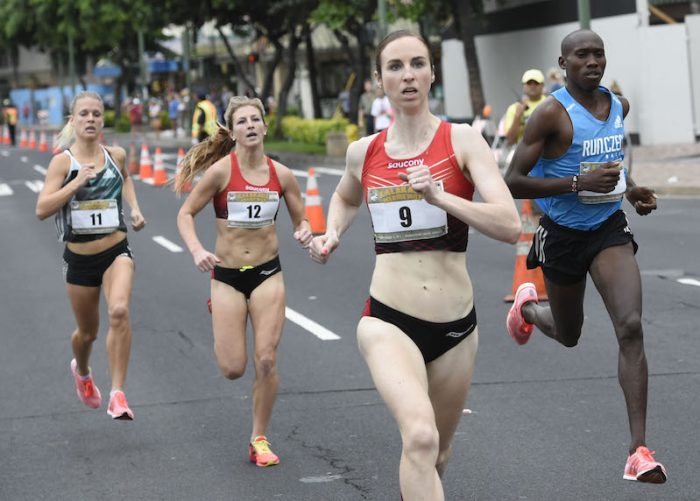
top-left (70, 199), bottom-right (119, 234)
top-left (227, 191), bottom-right (279, 228)
top-left (367, 181), bottom-right (447, 243)
top-left (578, 161), bottom-right (626, 204)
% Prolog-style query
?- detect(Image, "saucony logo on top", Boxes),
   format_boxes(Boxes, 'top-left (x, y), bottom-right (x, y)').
top-left (387, 158), bottom-right (424, 169)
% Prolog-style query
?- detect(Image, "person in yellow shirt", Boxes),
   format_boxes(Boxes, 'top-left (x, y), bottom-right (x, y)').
top-left (3, 99), bottom-right (18, 146)
top-left (191, 93), bottom-right (218, 143)
top-left (504, 69), bottom-right (546, 146)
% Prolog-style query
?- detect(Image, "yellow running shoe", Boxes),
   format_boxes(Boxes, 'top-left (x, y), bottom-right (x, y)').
top-left (248, 436), bottom-right (280, 467)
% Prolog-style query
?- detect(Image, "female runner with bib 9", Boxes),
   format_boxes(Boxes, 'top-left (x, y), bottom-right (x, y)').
top-left (308, 31), bottom-right (521, 499)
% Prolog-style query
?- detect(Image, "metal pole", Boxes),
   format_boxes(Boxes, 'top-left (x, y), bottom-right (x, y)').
top-left (578, 0), bottom-right (591, 30)
top-left (182, 23), bottom-right (193, 134)
top-left (378, 0), bottom-right (388, 40)
top-left (67, 32), bottom-right (76, 97)
top-left (137, 29), bottom-right (148, 100)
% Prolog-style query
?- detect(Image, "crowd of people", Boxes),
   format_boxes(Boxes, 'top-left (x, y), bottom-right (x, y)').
top-left (22, 27), bottom-right (668, 499)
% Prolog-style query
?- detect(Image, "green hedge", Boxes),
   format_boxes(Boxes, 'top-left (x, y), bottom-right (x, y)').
top-left (280, 116), bottom-right (350, 145)
top-left (103, 110), bottom-right (116, 128)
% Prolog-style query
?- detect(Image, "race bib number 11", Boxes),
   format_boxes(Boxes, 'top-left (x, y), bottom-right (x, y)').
top-left (70, 199), bottom-right (119, 234)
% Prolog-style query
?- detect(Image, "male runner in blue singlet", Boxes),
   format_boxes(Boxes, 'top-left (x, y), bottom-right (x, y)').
top-left (504, 30), bottom-right (667, 484)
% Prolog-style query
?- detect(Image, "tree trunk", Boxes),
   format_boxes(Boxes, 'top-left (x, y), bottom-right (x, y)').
top-left (332, 28), bottom-right (359, 122)
top-left (216, 25), bottom-right (258, 97)
top-left (261, 37), bottom-right (284, 107)
top-left (452, 0), bottom-right (485, 118)
top-left (275, 29), bottom-right (302, 139)
top-left (303, 22), bottom-right (322, 118)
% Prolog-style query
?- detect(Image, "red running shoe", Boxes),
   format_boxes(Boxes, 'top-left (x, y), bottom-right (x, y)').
top-left (107, 390), bottom-right (134, 420)
top-left (623, 446), bottom-right (667, 483)
top-left (249, 436), bottom-right (280, 467)
top-left (506, 282), bottom-right (538, 345)
top-left (70, 359), bottom-right (101, 409)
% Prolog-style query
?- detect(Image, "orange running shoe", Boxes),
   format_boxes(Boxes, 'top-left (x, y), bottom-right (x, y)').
top-left (623, 446), bottom-right (667, 483)
top-left (70, 359), bottom-right (101, 409)
top-left (506, 282), bottom-right (538, 345)
top-left (248, 436), bottom-right (280, 467)
top-left (107, 390), bottom-right (134, 420)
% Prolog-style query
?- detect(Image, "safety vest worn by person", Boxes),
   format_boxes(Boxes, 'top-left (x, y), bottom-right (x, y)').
top-left (191, 99), bottom-right (218, 140)
top-left (4, 106), bottom-right (17, 125)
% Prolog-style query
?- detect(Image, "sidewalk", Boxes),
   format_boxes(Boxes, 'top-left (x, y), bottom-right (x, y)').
top-left (106, 129), bottom-right (700, 196)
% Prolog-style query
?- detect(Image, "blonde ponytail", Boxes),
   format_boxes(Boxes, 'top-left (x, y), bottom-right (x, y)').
top-left (175, 124), bottom-right (235, 195)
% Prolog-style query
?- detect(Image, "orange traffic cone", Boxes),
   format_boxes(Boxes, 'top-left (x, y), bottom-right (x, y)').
top-left (152, 147), bottom-right (168, 186)
top-left (38, 130), bottom-right (48, 153)
top-left (504, 199), bottom-right (548, 302)
top-left (128, 143), bottom-right (139, 175)
top-left (51, 132), bottom-right (61, 154)
top-left (28, 129), bottom-right (37, 150)
top-left (138, 143), bottom-right (153, 181)
top-left (304, 167), bottom-right (326, 235)
top-left (173, 147), bottom-right (191, 192)
top-left (19, 128), bottom-right (28, 148)
top-left (2, 125), bottom-right (10, 145)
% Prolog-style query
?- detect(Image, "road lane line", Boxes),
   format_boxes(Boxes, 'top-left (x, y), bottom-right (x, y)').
top-left (152, 235), bottom-right (183, 253)
top-left (0, 183), bottom-right (13, 196)
top-left (285, 307), bottom-right (341, 340)
top-left (677, 278), bottom-right (700, 288)
top-left (34, 165), bottom-right (48, 176)
top-left (24, 180), bottom-right (43, 193)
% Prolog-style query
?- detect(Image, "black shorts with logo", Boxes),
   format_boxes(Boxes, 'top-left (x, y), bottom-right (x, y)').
top-left (526, 210), bottom-right (638, 286)
top-left (362, 297), bottom-right (477, 363)
top-left (212, 256), bottom-right (282, 299)
top-left (63, 238), bottom-right (133, 287)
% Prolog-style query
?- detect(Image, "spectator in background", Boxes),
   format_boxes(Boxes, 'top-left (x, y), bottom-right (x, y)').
top-left (168, 92), bottom-right (181, 138)
top-left (546, 67), bottom-right (565, 94)
top-left (128, 98), bottom-right (143, 139)
top-left (191, 93), bottom-right (218, 144)
top-left (337, 89), bottom-right (351, 119)
top-left (358, 79), bottom-right (376, 136)
top-left (504, 69), bottom-right (546, 146)
top-left (3, 99), bottom-right (18, 146)
top-left (371, 87), bottom-right (392, 133)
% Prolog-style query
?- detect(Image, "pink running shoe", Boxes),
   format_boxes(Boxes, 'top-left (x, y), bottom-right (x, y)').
top-left (248, 436), bottom-right (280, 467)
top-left (107, 390), bottom-right (134, 420)
top-left (623, 446), bottom-right (667, 483)
top-left (506, 282), bottom-right (538, 345)
top-left (70, 359), bottom-right (101, 409)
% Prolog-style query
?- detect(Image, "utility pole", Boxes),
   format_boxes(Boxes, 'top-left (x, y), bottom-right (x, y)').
top-left (137, 28), bottom-right (148, 100)
top-left (67, 32), bottom-right (77, 96)
top-left (182, 23), bottom-right (193, 134)
top-left (578, 0), bottom-right (591, 29)
top-left (378, 0), bottom-right (388, 40)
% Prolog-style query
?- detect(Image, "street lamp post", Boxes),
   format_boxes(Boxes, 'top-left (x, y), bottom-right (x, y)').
top-left (578, 0), bottom-right (591, 29)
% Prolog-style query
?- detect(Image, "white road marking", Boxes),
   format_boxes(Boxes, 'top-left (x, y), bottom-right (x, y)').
top-left (24, 180), bottom-right (43, 193)
top-left (34, 165), bottom-right (47, 175)
top-left (285, 307), bottom-right (341, 340)
top-left (152, 235), bottom-right (183, 253)
top-left (1, 150), bottom-right (10, 157)
top-left (677, 278), bottom-right (700, 288)
top-left (0, 183), bottom-right (13, 196)
top-left (291, 166), bottom-right (344, 178)
top-left (20, 156), bottom-right (28, 163)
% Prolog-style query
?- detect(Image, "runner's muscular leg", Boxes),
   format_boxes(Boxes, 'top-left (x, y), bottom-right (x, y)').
top-left (248, 273), bottom-right (285, 439)
top-left (211, 279), bottom-right (249, 379)
top-left (427, 330), bottom-right (479, 477)
top-left (102, 256), bottom-right (134, 390)
top-left (357, 317), bottom-right (444, 501)
top-left (66, 283), bottom-right (101, 375)
top-left (589, 243), bottom-right (648, 451)
top-left (522, 277), bottom-right (587, 347)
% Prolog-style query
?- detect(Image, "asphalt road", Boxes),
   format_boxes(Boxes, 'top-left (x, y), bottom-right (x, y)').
top-left (1, 144), bottom-right (698, 500)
